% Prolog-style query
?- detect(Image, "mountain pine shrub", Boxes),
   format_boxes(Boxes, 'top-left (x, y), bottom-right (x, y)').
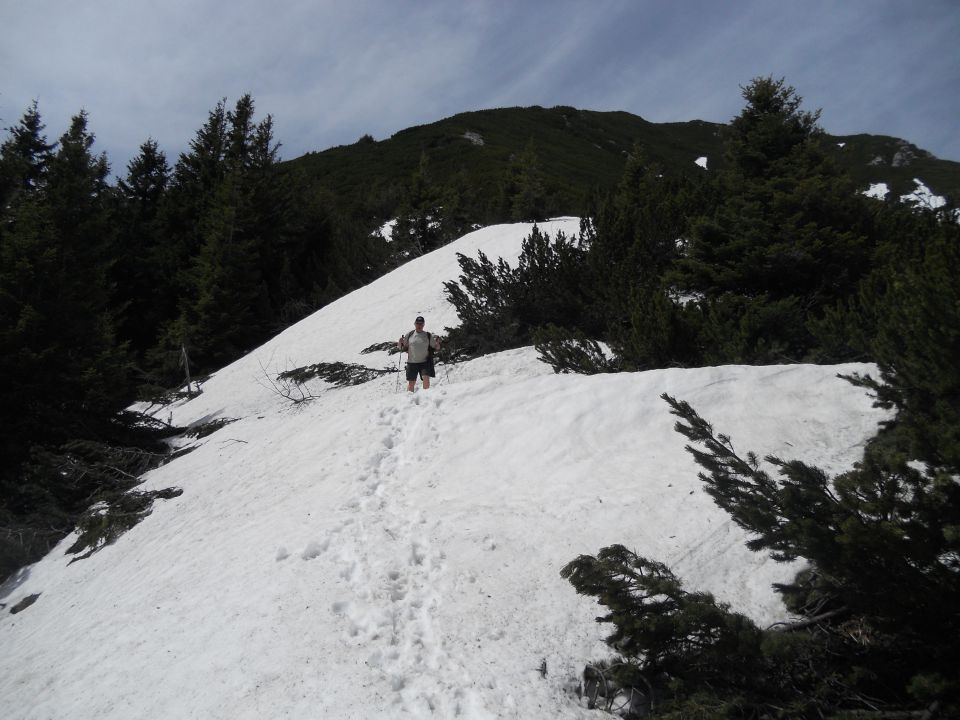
top-left (444, 226), bottom-right (599, 357)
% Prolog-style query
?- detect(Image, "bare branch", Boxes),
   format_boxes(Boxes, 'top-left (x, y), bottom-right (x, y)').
top-left (256, 359), bottom-right (319, 405)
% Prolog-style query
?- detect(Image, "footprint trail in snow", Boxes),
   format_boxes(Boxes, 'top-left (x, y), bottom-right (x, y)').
top-left (301, 390), bottom-right (486, 716)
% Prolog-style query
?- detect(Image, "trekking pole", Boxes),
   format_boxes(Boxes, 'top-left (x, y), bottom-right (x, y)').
top-left (442, 344), bottom-right (451, 385)
top-left (395, 351), bottom-right (403, 393)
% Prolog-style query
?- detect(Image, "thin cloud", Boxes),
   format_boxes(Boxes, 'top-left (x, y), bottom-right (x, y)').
top-left (1, 0), bottom-right (957, 175)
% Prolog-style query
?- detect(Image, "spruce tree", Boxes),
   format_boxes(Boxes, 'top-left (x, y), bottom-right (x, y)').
top-left (672, 77), bottom-right (874, 363)
top-left (1, 110), bottom-right (130, 443)
top-left (0, 101), bottom-right (54, 205)
top-left (0, 108), bottom-right (137, 577)
top-left (152, 95), bottom-right (284, 379)
top-left (155, 98), bottom-right (229, 316)
top-left (182, 173), bottom-right (271, 368)
top-left (174, 98), bottom-right (228, 195)
top-left (437, 168), bottom-right (476, 244)
top-left (391, 152), bottom-right (444, 259)
top-left (114, 139), bottom-right (171, 362)
top-left (725, 76), bottom-right (821, 179)
top-left (587, 146), bottom-right (708, 368)
top-left (502, 140), bottom-right (547, 222)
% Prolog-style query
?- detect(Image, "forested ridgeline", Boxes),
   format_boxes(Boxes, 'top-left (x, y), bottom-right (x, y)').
top-left (442, 79), bottom-right (959, 717)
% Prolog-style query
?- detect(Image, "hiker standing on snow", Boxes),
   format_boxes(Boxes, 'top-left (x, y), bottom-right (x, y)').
top-left (399, 316), bottom-right (441, 392)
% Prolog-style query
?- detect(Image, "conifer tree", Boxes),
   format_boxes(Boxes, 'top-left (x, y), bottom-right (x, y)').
top-left (226, 94), bottom-right (255, 173)
top-left (391, 152), bottom-right (444, 259)
top-left (502, 140), bottom-right (547, 222)
top-left (589, 147), bottom-right (687, 288)
top-left (152, 95), bottom-right (284, 378)
top-left (5, 110), bottom-right (130, 428)
top-left (564, 377), bottom-right (958, 716)
top-left (671, 77), bottom-right (874, 362)
top-left (437, 168), bottom-right (476, 244)
top-left (851, 214), bottom-right (960, 472)
top-left (181, 173), bottom-right (271, 368)
top-left (0, 101), bottom-right (54, 205)
top-left (725, 76), bottom-right (821, 179)
top-left (0, 108), bottom-right (136, 576)
top-left (156, 99), bottom-right (229, 305)
top-left (444, 227), bottom-right (594, 356)
top-left (0, 106), bottom-right (57, 486)
top-left (587, 146), bottom-right (707, 368)
top-left (114, 139), bottom-right (171, 361)
top-left (174, 98), bottom-right (228, 194)
top-left (562, 545), bottom-right (769, 713)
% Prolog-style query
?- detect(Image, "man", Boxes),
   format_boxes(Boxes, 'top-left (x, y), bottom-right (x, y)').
top-left (398, 316), bottom-right (441, 392)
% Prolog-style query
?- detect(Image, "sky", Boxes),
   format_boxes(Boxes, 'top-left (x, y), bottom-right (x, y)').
top-left (1, 0), bottom-right (958, 178)
top-left (0, 218), bottom-right (887, 718)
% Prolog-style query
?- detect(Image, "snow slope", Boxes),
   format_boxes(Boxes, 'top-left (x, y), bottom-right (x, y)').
top-left (0, 220), bottom-right (886, 719)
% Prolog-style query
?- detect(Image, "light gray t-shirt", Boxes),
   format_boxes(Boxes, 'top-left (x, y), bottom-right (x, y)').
top-left (404, 330), bottom-right (439, 363)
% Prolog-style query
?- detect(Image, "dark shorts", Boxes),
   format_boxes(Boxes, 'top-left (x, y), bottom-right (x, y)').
top-left (406, 359), bottom-right (435, 382)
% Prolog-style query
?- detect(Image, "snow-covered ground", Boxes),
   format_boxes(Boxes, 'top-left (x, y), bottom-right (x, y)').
top-left (863, 179), bottom-right (958, 221)
top-left (0, 219), bottom-right (886, 719)
top-left (899, 178), bottom-right (947, 209)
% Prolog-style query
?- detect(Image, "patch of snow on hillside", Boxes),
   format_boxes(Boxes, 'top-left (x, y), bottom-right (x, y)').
top-left (900, 179), bottom-right (946, 209)
top-left (0, 219), bottom-right (888, 719)
top-left (695, 156), bottom-right (708, 169)
top-left (463, 131), bottom-right (484, 146)
top-left (863, 183), bottom-right (889, 200)
top-left (377, 218), bottom-right (397, 242)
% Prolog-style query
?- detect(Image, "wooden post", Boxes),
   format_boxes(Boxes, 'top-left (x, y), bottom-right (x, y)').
top-left (180, 344), bottom-right (194, 397)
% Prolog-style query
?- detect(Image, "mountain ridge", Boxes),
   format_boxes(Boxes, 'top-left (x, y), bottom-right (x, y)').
top-left (284, 105), bottom-right (960, 220)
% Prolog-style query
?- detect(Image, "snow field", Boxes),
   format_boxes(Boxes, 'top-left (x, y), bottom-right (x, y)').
top-left (0, 219), bottom-right (888, 719)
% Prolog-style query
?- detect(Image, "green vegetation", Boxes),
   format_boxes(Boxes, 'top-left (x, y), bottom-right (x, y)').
top-left (285, 104), bottom-right (959, 224)
top-left (444, 80), bottom-right (957, 371)
top-left (277, 361), bottom-right (395, 388)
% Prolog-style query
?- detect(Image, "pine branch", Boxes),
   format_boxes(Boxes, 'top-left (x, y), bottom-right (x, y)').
top-left (360, 341), bottom-right (399, 355)
top-left (767, 607), bottom-right (848, 632)
top-left (663, 392), bottom-right (798, 557)
top-left (277, 361), bottom-right (395, 388)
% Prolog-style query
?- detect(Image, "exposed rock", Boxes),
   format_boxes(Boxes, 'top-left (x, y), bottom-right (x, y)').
top-left (463, 131), bottom-right (484, 146)
top-left (892, 147), bottom-right (916, 168)
top-left (891, 141), bottom-right (933, 168)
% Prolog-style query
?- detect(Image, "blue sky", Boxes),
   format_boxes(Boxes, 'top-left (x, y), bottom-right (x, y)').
top-left (2, 0), bottom-right (958, 176)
